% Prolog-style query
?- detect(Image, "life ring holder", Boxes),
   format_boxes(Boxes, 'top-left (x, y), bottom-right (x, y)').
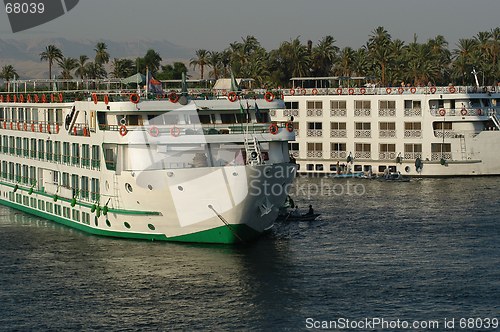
top-left (439, 108), bottom-right (446, 116)
top-left (285, 122), bottom-right (294, 132)
top-left (430, 87), bottom-right (436, 94)
top-left (170, 126), bottom-right (181, 137)
top-left (360, 88), bottom-right (366, 95)
top-left (461, 108), bottom-right (468, 116)
top-left (269, 123), bottom-right (279, 135)
top-left (448, 86), bottom-right (456, 93)
top-left (149, 126), bottom-right (159, 137)
top-left (119, 125), bottom-right (128, 136)
top-left (92, 93), bottom-right (98, 104)
top-left (386, 88), bottom-right (392, 94)
top-left (348, 88), bottom-right (354, 95)
top-left (397, 87), bottom-right (404, 94)
top-left (312, 88), bottom-right (318, 95)
top-left (59, 93), bottom-right (64, 102)
top-left (130, 93), bottom-right (140, 104)
top-left (410, 87), bottom-right (416, 94)
top-left (264, 92), bottom-right (275, 102)
top-left (336, 88), bottom-right (343, 95)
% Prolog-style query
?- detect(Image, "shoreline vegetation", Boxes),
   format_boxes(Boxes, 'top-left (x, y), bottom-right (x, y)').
top-left (0, 26), bottom-right (499, 89)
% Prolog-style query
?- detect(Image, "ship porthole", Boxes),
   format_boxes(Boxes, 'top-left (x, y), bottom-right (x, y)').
top-left (125, 183), bottom-right (133, 193)
top-left (232, 172), bottom-right (238, 176)
top-left (167, 172), bottom-right (174, 177)
top-left (124, 222), bottom-right (131, 229)
top-left (106, 219), bottom-right (111, 227)
top-left (148, 224), bottom-right (156, 230)
top-left (405, 166), bottom-right (410, 173)
top-left (177, 186), bottom-right (183, 191)
top-left (148, 184), bottom-right (153, 190)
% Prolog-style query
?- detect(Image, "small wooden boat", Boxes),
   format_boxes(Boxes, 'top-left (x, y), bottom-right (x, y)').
top-left (276, 213), bottom-right (321, 222)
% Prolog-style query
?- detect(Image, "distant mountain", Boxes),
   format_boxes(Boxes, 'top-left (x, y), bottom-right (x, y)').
top-left (0, 37), bottom-right (194, 78)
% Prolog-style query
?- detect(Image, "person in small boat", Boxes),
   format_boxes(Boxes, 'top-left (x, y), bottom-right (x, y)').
top-left (306, 205), bottom-right (314, 215)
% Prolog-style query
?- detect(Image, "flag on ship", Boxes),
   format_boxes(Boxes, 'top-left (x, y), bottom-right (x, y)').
top-left (146, 67), bottom-right (163, 94)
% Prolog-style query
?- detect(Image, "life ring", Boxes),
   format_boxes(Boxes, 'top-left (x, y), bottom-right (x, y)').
top-left (6, 95), bottom-right (10, 102)
top-left (119, 125), bottom-right (127, 136)
top-left (269, 123), bottom-right (279, 135)
top-left (430, 87), bottom-right (436, 94)
top-left (289, 88), bottom-right (295, 96)
top-left (41, 94), bottom-right (47, 103)
top-left (31, 123), bottom-right (35, 132)
top-left (348, 88), bottom-right (354, 95)
top-left (360, 87), bottom-right (366, 95)
top-left (170, 126), bottom-right (181, 137)
top-left (448, 86), bottom-right (456, 93)
top-left (59, 93), bottom-right (63, 102)
top-left (397, 87), bottom-right (404, 94)
top-left (16, 122), bottom-right (20, 130)
top-left (19, 94), bottom-right (24, 103)
top-left (439, 108), bottom-right (446, 116)
top-left (130, 93), bottom-right (140, 104)
top-left (104, 95), bottom-right (109, 105)
top-left (410, 87), bottom-right (416, 94)
top-left (55, 123), bottom-right (59, 133)
top-left (386, 88), bottom-right (392, 94)
top-left (301, 89), bottom-right (306, 95)
top-left (336, 88), bottom-right (343, 95)
top-left (149, 126), bottom-right (159, 137)
top-left (227, 91), bottom-right (237, 102)
top-left (461, 108), bottom-right (467, 116)
top-left (34, 94), bottom-right (39, 103)
top-left (23, 123), bottom-right (27, 131)
top-left (47, 123), bottom-right (51, 133)
top-left (39, 124), bottom-right (43, 132)
top-left (168, 92), bottom-right (179, 103)
top-left (92, 93), bottom-right (98, 104)
top-left (73, 127), bottom-right (77, 136)
top-left (285, 122), bottom-right (294, 132)
top-left (13, 95), bottom-right (17, 103)
top-left (476, 109), bottom-right (482, 116)
top-left (27, 94), bottom-right (31, 102)
top-left (83, 127), bottom-right (88, 136)
top-left (50, 94), bottom-right (55, 103)
top-left (264, 92), bottom-right (274, 102)
top-left (312, 88), bottom-right (318, 95)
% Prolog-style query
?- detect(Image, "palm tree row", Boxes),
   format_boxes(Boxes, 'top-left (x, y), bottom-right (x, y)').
top-left (189, 26), bottom-right (500, 87)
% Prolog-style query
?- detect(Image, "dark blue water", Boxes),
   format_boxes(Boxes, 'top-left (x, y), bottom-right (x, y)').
top-left (0, 177), bottom-right (499, 331)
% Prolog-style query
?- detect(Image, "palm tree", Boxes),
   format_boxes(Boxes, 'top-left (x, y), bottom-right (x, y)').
top-left (57, 57), bottom-right (78, 79)
top-left (40, 45), bottom-right (63, 79)
top-left (0, 65), bottom-right (18, 89)
top-left (75, 55), bottom-right (89, 79)
top-left (207, 51), bottom-right (222, 79)
top-left (451, 38), bottom-right (478, 84)
top-left (367, 26), bottom-right (393, 85)
top-left (311, 35), bottom-right (339, 77)
top-left (94, 42), bottom-right (110, 66)
top-left (190, 49), bottom-right (209, 79)
top-left (111, 58), bottom-right (136, 78)
top-left (143, 49), bottom-right (162, 75)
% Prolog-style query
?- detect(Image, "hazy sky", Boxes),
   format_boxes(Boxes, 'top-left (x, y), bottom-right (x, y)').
top-left (1, 0), bottom-right (499, 51)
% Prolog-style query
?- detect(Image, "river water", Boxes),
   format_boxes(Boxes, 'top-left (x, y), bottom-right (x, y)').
top-left (0, 177), bottom-right (499, 331)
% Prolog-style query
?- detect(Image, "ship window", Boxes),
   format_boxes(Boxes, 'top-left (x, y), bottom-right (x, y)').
top-left (433, 122), bottom-right (452, 130)
top-left (379, 122), bottom-right (395, 130)
top-left (330, 100), bottom-right (346, 109)
top-left (379, 100), bottom-right (396, 109)
top-left (220, 114), bottom-right (236, 124)
top-left (307, 101), bottom-right (322, 109)
top-left (198, 114), bottom-right (212, 124)
top-left (355, 100), bottom-right (371, 109)
top-left (355, 122), bottom-right (371, 130)
top-left (330, 122), bottom-right (346, 130)
top-left (331, 143), bottom-right (346, 152)
top-left (285, 101), bottom-right (298, 109)
top-left (62, 172), bottom-right (69, 188)
top-left (380, 144), bottom-right (396, 152)
top-left (306, 164), bottom-right (314, 171)
top-left (405, 100), bottom-right (421, 109)
top-left (315, 164), bottom-right (324, 171)
top-left (431, 143), bottom-right (451, 153)
top-left (307, 122), bottom-right (322, 130)
top-left (289, 143), bottom-right (299, 151)
top-left (404, 122), bottom-right (421, 130)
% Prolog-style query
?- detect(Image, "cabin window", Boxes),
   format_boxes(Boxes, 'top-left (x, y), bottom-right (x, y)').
top-left (379, 122), bottom-right (395, 130)
top-left (330, 122), bottom-right (346, 130)
top-left (355, 122), bottom-right (371, 130)
top-left (331, 100), bottom-right (347, 109)
top-left (97, 112), bottom-right (106, 127)
top-left (307, 101), bottom-right (322, 110)
top-left (379, 100), bottom-right (396, 109)
top-left (307, 122), bottom-right (322, 130)
top-left (198, 114), bottom-right (212, 124)
top-left (433, 122), bottom-right (452, 130)
top-left (289, 143), bottom-right (299, 151)
top-left (62, 172), bottom-right (70, 189)
top-left (355, 100), bottom-right (371, 110)
top-left (405, 122), bottom-right (421, 130)
top-left (285, 101), bottom-right (299, 109)
top-left (220, 114), bottom-right (236, 124)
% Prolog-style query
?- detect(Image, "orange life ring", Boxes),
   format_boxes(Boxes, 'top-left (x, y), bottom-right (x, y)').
top-left (348, 88), bottom-right (354, 95)
top-left (27, 94), bottom-right (31, 102)
top-left (23, 123), bottom-right (27, 131)
top-left (149, 126), bottom-right (159, 137)
top-left (19, 94), bottom-right (24, 103)
top-left (16, 122), bottom-right (20, 130)
top-left (289, 88), bottom-right (295, 96)
top-left (461, 108), bottom-right (467, 116)
top-left (55, 123), bottom-right (59, 133)
top-left (34, 94), bottom-right (39, 103)
top-left (83, 127), bottom-right (89, 137)
top-left (39, 124), bottom-right (43, 132)
top-left (386, 88), bottom-right (392, 94)
top-left (476, 109), bottom-right (482, 116)
top-left (104, 95), bottom-right (109, 105)
top-left (448, 86), bottom-right (456, 93)
top-left (336, 88), bottom-right (343, 95)
top-left (439, 109), bottom-right (446, 116)
top-left (119, 125), bottom-right (127, 136)
top-left (285, 122), bottom-right (294, 132)
top-left (269, 123), bottom-right (279, 135)
top-left (50, 94), bottom-right (55, 103)
top-left (41, 94), bottom-right (47, 103)
top-left (410, 87), bottom-right (416, 94)
top-left (227, 91), bottom-right (237, 102)
top-left (430, 87), bottom-right (436, 94)
top-left (398, 87), bottom-right (404, 94)
top-left (301, 89), bottom-right (306, 95)
top-left (92, 93), bottom-right (98, 104)
top-left (59, 93), bottom-right (63, 102)
top-left (264, 92), bottom-right (275, 102)
top-left (170, 126), bottom-right (181, 137)
top-left (13, 95), bottom-right (17, 103)
top-left (73, 127), bottom-right (77, 135)
top-left (10, 122), bottom-right (13, 130)
top-left (168, 92), bottom-right (179, 103)
top-left (312, 88), bottom-right (318, 95)
top-left (47, 123), bottom-right (51, 133)
top-left (360, 88), bottom-right (366, 95)
top-left (31, 123), bottom-right (35, 132)
top-left (130, 93), bottom-right (140, 104)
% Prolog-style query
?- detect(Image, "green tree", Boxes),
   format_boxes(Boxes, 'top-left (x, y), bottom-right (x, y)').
top-left (75, 55), bottom-right (89, 79)
top-left (190, 49), bottom-right (209, 79)
top-left (40, 45), bottom-right (63, 79)
top-left (57, 57), bottom-right (78, 79)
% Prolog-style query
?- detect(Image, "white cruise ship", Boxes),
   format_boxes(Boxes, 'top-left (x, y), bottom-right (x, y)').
top-left (272, 77), bottom-right (500, 177)
top-left (0, 79), bottom-right (296, 244)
